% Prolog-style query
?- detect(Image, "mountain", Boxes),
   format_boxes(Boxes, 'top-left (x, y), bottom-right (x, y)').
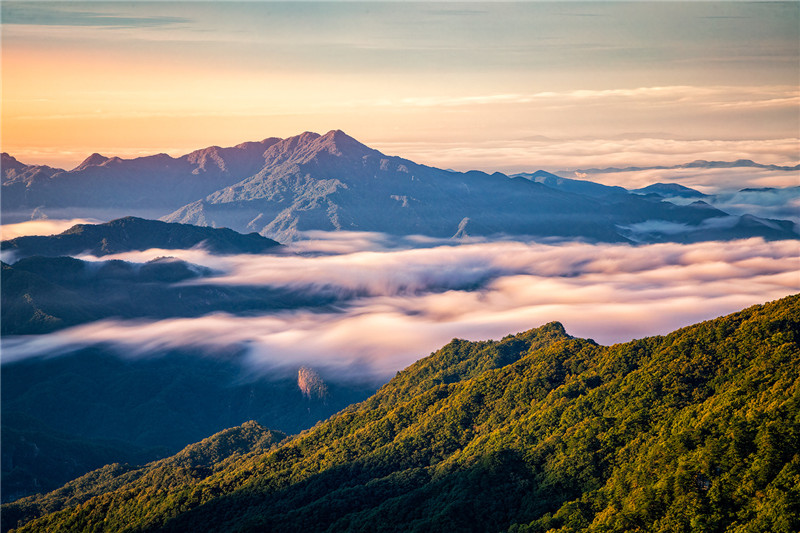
top-left (568, 158), bottom-right (800, 174)
top-left (5, 295), bottom-right (798, 532)
top-left (5, 132), bottom-right (798, 243)
top-left (162, 130), bottom-right (797, 243)
top-left (511, 170), bottom-right (629, 198)
top-left (518, 173), bottom-right (797, 241)
top-left (1, 217), bottom-right (280, 259)
top-left (1, 139), bottom-right (281, 222)
top-left (3, 345), bottom-right (377, 450)
top-left (163, 130), bottom-right (628, 242)
top-left (630, 182), bottom-right (708, 199)
top-left (0, 154), bottom-right (63, 188)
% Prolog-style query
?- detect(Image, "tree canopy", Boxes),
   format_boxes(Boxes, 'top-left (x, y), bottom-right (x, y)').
top-left (5, 295), bottom-right (798, 533)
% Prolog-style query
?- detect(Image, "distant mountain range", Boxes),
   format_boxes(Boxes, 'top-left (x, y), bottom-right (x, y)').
top-left (2, 138), bottom-right (281, 212)
top-left (565, 158), bottom-right (800, 174)
top-left (4, 295), bottom-right (797, 532)
top-left (3, 131), bottom-right (798, 243)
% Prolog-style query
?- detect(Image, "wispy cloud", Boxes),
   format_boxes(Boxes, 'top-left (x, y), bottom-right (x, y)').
top-left (2, 3), bottom-right (188, 29)
top-left (0, 218), bottom-right (101, 241)
top-left (359, 85), bottom-right (799, 111)
top-left (375, 138), bottom-right (800, 179)
top-left (713, 188), bottom-right (800, 223)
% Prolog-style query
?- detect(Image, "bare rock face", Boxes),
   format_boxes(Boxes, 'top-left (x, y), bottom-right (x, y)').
top-left (297, 367), bottom-right (328, 401)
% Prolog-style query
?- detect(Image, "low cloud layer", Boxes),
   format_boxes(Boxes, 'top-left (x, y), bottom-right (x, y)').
top-left (0, 218), bottom-right (101, 241)
top-left (575, 166), bottom-right (800, 196)
top-left (4, 236), bottom-right (797, 380)
top-left (382, 138), bottom-right (800, 180)
top-left (711, 188), bottom-right (800, 224)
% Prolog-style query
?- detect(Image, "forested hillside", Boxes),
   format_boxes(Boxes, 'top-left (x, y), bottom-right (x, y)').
top-left (5, 295), bottom-right (798, 532)
top-left (2, 423), bottom-right (286, 530)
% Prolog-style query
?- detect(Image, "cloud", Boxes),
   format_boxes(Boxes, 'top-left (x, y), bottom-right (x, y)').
top-left (571, 165), bottom-right (800, 193)
top-left (587, 174), bottom-right (799, 223)
top-left (616, 216), bottom-right (745, 240)
top-left (616, 220), bottom-right (692, 236)
top-left (1, 217), bottom-right (107, 263)
top-left (363, 85), bottom-right (799, 112)
top-left (712, 187), bottom-right (800, 223)
top-left (375, 138), bottom-right (800, 178)
top-left (2, 4), bottom-right (188, 28)
top-left (4, 237), bottom-right (797, 380)
top-left (0, 218), bottom-right (102, 240)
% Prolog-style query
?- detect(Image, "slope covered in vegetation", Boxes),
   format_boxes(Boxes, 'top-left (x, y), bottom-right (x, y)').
top-left (2, 423), bottom-right (286, 532)
top-left (6, 295), bottom-right (798, 532)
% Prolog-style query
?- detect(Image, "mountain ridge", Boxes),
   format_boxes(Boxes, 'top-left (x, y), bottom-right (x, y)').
top-left (3, 132), bottom-right (798, 243)
top-left (159, 132), bottom-right (797, 243)
top-left (1, 216), bottom-right (280, 258)
top-left (1, 136), bottom-right (282, 216)
top-left (631, 182), bottom-right (708, 198)
top-left (565, 158), bottom-right (800, 174)
top-left (4, 294), bottom-right (797, 532)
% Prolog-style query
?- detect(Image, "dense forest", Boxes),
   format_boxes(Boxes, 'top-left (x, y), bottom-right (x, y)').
top-left (4, 294), bottom-right (798, 532)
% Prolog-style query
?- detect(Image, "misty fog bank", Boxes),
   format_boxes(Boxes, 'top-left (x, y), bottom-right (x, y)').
top-left (3, 232), bottom-right (797, 380)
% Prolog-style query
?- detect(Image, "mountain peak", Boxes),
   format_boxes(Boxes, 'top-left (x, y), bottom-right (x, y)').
top-left (529, 169), bottom-right (562, 180)
top-left (267, 131), bottom-right (320, 154)
top-left (256, 130), bottom-right (379, 169)
top-left (320, 129), bottom-right (353, 142)
top-left (314, 129), bottom-right (376, 158)
top-left (319, 129), bottom-right (361, 145)
top-left (1, 152), bottom-right (26, 174)
top-left (292, 131), bottom-right (323, 145)
top-left (235, 137), bottom-right (282, 151)
top-left (74, 153), bottom-right (111, 171)
top-left (632, 182), bottom-right (706, 198)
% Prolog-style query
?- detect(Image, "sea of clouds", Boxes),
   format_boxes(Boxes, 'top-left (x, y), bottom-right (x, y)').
top-left (3, 225), bottom-right (797, 380)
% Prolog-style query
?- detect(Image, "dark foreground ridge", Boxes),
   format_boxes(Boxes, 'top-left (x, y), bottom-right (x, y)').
top-left (1, 217), bottom-right (280, 258)
top-left (4, 294), bottom-right (798, 532)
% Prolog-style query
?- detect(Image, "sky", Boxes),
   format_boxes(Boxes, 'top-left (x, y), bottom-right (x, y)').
top-left (2, 1), bottom-right (799, 174)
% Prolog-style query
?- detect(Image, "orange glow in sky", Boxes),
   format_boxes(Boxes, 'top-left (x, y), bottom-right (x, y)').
top-left (2, 2), bottom-right (798, 173)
